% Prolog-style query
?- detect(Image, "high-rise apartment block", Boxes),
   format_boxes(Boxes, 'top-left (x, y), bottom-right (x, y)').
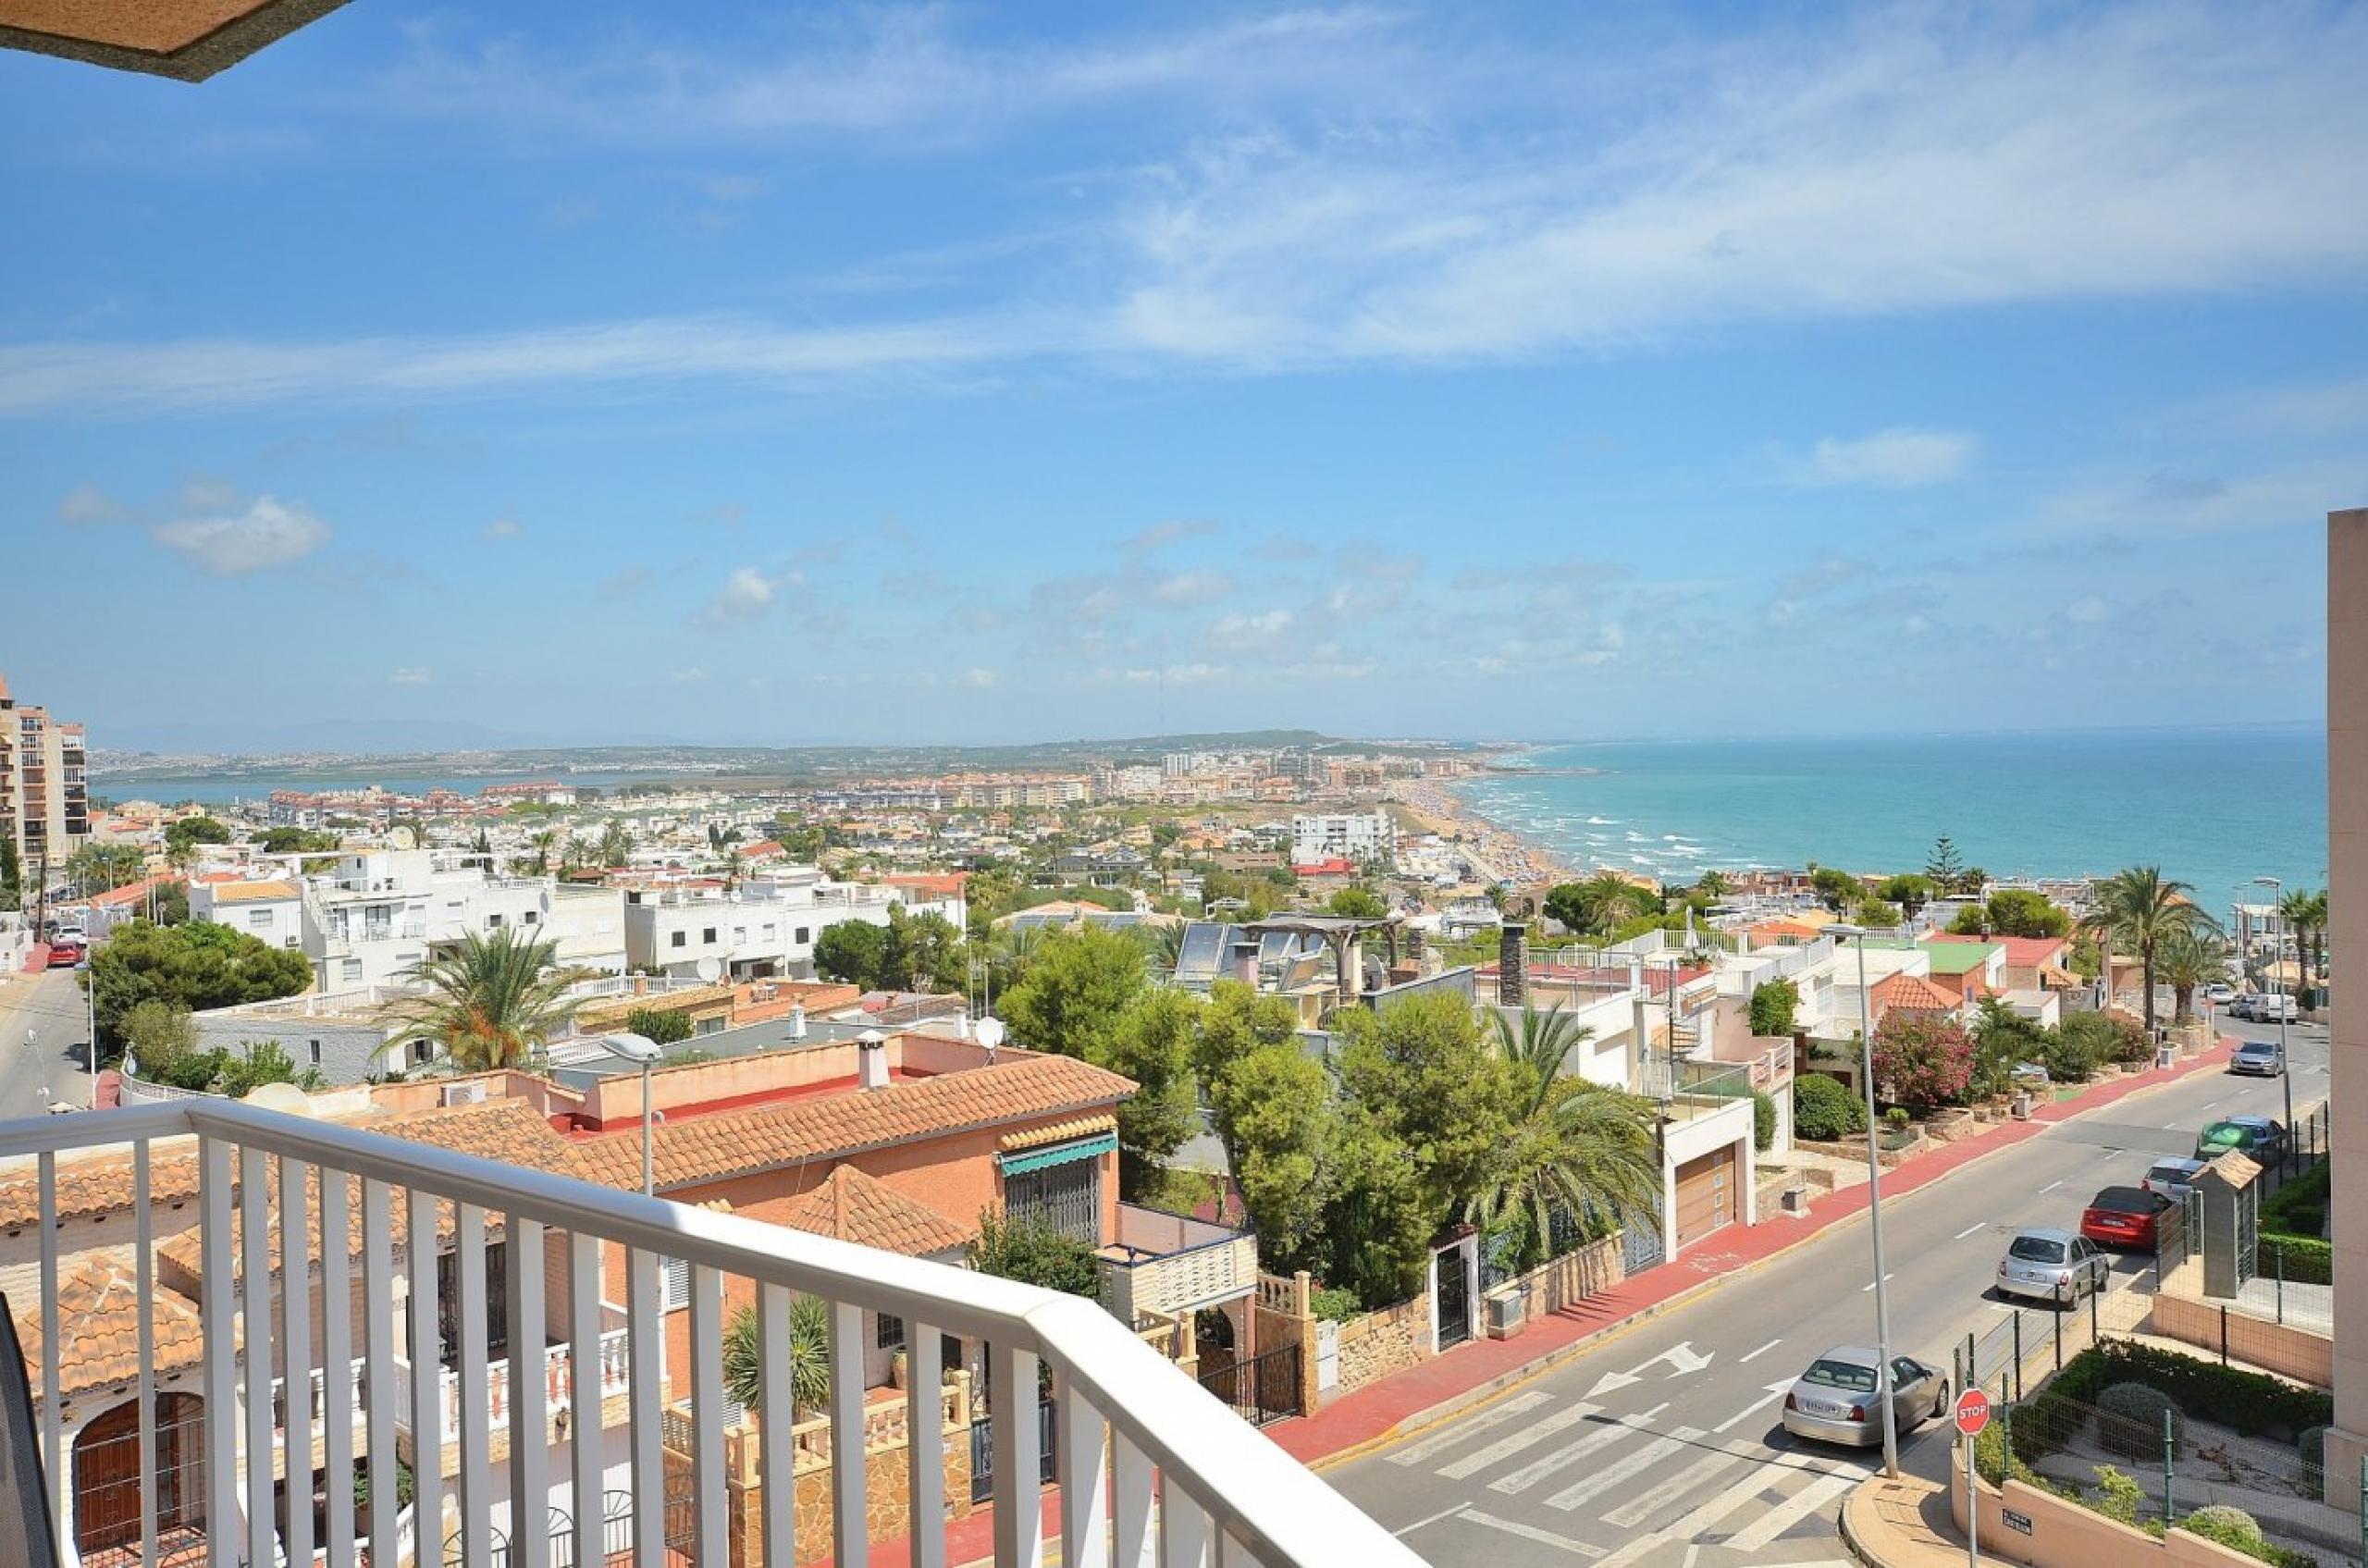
top-left (0, 672), bottom-right (90, 874)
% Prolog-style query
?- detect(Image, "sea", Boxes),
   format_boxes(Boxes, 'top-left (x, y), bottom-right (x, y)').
top-left (1453, 725), bottom-right (2327, 907)
top-left (92, 770), bottom-right (658, 807)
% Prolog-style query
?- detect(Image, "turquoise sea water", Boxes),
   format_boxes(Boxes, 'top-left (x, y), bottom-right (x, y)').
top-left (91, 771), bottom-right (655, 806)
top-left (1454, 726), bottom-right (2328, 907)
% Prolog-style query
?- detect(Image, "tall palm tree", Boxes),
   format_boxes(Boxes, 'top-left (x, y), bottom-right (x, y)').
top-left (2083, 866), bottom-right (2210, 1034)
top-left (2155, 927), bottom-right (2231, 1024)
top-left (2277, 887), bottom-right (2325, 991)
top-left (384, 928), bottom-right (597, 1072)
top-left (1468, 1006), bottom-right (1660, 1267)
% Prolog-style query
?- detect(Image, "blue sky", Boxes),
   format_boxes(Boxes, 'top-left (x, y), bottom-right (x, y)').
top-left (4, 1), bottom-right (2363, 750)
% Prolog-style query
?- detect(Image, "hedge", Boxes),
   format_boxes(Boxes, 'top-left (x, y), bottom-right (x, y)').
top-left (2261, 1162), bottom-right (2330, 1240)
top-left (1793, 1073), bottom-right (1865, 1142)
top-left (2259, 1233), bottom-right (2333, 1286)
top-left (2045, 1342), bottom-right (2332, 1440)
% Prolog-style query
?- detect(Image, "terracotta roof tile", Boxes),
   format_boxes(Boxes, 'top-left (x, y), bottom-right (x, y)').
top-left (776, 1167), bottom-right (971, 1257)
top-left (572, 1050), bottom-right (1135, 1194)
top-left (0, 1148), bottom-right (204, 1232)
top-left (1872, 971), bottom-right (1961, 1014)
top-left (1000, 1114), bottom-right (1116, 1152)
top-left (16, 1253), bottom-right (208, 1398)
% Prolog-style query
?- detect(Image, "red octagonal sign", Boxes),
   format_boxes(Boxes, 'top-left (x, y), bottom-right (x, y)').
top-left (1954, 1388), bottom-right (1992, 1437)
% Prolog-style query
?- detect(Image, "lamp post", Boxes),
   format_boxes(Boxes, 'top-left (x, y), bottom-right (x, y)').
top-left (1826, 921), bottom-right (1901, 1479)
top-left (591, 1032), bottom-right (664, 1196)
top-left (2252, 876), bottom-right (2294, 1164)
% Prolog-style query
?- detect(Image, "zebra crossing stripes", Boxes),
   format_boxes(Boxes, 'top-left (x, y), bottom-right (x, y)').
top-left (1436, 1401), bottom-right (1603, 1480)
top-left (1541, 1426), bottom-right (1704, 1512)
top-left (1722, 1468), bottom-right (1858, 1551)
top-left (1597, 1444), bottom-right (1742, 1528)
top-left (1488, 1405), bottom-right (1667, 1494)
top-left (1385, 1390), bottom-right (1553, 1466)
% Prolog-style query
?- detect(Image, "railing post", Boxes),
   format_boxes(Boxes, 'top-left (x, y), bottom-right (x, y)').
top-left (2163, 1410), bottom-right (2176, 1525)
top-left (2276, 1243), bottom-right (2286, 1324)
top-left (2012, 1311), bottom-right (2023, 1402)
top-left (2053, 1296), bottom-right (2062, 1372)
top-left (2220, 1305), bottom-right (2229, 1366)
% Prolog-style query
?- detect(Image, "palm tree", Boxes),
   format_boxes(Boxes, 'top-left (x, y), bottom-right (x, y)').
top-left (2155, 927), bottom-right (2231, 1024)
top-left (598, 821), bottom-right (634, 870)
top-left (383, 928), bottom-right (597, 1072)
top-left (2278, 887), bottom-right (2325, 991)
top-left (722, 1294), bottom-right (832, 1414)
top-left (2083, 866), bottom-right (2210, 1034)
top-left (529, 830), bottom-right (558, 876)
top-left (1467, 1006), bottom-right (1661, 1267)
top-left (67, 841), bottom-right (145, 893)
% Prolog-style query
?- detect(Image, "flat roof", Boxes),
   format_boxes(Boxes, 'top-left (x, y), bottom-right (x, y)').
top-left (1, 0), bottom-right (351, 80)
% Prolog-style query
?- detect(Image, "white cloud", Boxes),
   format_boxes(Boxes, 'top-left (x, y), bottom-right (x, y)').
top-left (56, 484), bottom-right (126, 525)
top-left (389, 666), bottom-right (431, 685)
top-left (1152, 569), bottom-right (1233, 607)
top-left (153, 496), bottom-right (331, 575)
top-left (179, 475), bottom-right (239, 512)
top-left (483, 515), bottom-right (524, 538)
top-left (1791, 428), bottom-right (1977, 489)
top-left (959, 667), bottom-right (998, 688)
top-left (671, 667), bottom-right (709, 684)
top-left (1212, 608), bottom-right (1292, 641)
top-left (2067, 595), bottom-right (2111, 624)
top-left (707, 564), bottom-right (798, 621)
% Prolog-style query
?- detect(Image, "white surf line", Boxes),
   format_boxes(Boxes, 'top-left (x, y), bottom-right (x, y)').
top-left (1385, 1389), bottom-right (1551, 1465)
top-left (1723, 1468), bottom-right (1857, 1551)
top-left (1954, 1222), bottom-right (1986, 1240)
top-left (1437, 1401), bottom-right (1604, 1479)
top-left (1739, 1338), bottom-right (1783, 1364)
top-left (1599, 1445), bottom-right (1743, 1529)
top-left (1390, 1501), bottom-right (1470, 1537)
top-left (2037, 1179), bottom-right (2065, 1194)
top-left (1451, 1510), bottom-right (1607, 1558)
top-left (1542, 1426), bottom-right (1702, 1512)
top-left (1489, 1404), bottom-right (1665, 1494)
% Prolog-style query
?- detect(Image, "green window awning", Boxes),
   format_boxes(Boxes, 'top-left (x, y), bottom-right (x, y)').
top-left (998, 1132), bottom-right (1116, 1177)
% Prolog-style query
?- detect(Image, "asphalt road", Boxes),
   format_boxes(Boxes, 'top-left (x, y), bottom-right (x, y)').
top-left (1334, 1013), bottom-right (2331, 1568)
top-left (0, 967), bottom-right (97, 1118)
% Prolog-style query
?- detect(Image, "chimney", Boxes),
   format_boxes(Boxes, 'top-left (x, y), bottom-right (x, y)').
top-left (1406, 925), bottom-right (1425, 963)
top-left (788, 1005), bottom-right (807, 1041)
top-left (1498, 921), bottom-right (1527, 1007)
top-left (857, 1029), bottom-right (889, 1090)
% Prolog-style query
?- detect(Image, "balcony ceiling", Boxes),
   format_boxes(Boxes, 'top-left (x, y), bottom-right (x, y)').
top-left (0, 0), bottom-right (348, 80)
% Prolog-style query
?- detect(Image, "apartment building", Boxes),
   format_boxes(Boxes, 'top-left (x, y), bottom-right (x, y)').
top-left (1290, 809), bottom-right (1395, 867)
top-left (0, 671), bottom-right (91, 875)
top-left (622, 867), bottom-right (963, 982)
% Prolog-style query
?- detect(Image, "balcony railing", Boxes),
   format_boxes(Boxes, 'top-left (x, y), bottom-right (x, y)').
top-left (386, 1323), bottom-right (635, 1445)
top-left (5, 1098), bottom-right (1417, 1568)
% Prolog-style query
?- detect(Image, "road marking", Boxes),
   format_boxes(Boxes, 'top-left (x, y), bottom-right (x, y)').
top-left (1452, 1510), bottom-right (1607, 1557)
top-left (1723, 1468), bottom-right (1858, 1550)
top-left (1593, 1449), bottom-right (1788, 1568)
top-left (2163, 1120), bottom-right (2182, 1130)
top-left (1585, 1340), bottom-right (1713, 1398)
top-left (1600, 1445), bottom-right (1741, 1528)
top-left (1390, 1502), bottom-right (1468, 1537)
top-left (1437, 1401), bottom-right (1603, 1479)
top-left (1712, 1380), bottom-right (1796, 1435)
top-left (2037, 1179), bottom-right (2064, 1194)
top-left (1385, 1389), bottom-right (1551, 1465)
top-left (1543, 1426), bottom-right (1702, 1512)
top-left (1953, 1222), bottom-right (1986, 1240)
top-left (1491, 1406), bottom-right (1665, 1494)
top-left (1860, 1271), bottom-right (1895, 1291)
top-left (1739, 1338), bottom-right (1783, 1364)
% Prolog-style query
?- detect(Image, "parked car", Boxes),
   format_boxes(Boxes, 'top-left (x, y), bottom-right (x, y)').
top-left (2250, 994), bottom-right (2300, 1023)
top-left (2204, 982), bottom-right (2237, 1006)
top-left (2080, 1185), bottom-right (2172, 1251)
top-left (2141, 1157), bottom-right (2208, 1202)
top-left (44, 941), bottom-right (85, 969)
top-left (2196, 1116), bottom-right (2286, 1161)
top-left (1781, 1345), bottom-right (1949, 1447)
top-left (1996, 1227), bottom-right (2111, 1305)
top-left (2225, 993), bottom-right (2258, 1020)
top-left (2229, 1040), bottom-right (2284, 1077)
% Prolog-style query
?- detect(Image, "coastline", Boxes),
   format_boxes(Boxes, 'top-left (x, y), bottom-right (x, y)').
top-left (1393, 780), bottom-right (1585, 888)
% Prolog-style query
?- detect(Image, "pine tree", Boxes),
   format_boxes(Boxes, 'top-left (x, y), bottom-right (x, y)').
top-left (1926, 834), bottom-right (1965, 888)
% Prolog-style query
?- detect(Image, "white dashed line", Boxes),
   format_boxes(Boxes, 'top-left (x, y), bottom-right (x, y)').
top-left (1740, 1338), bottom-right (1783, 1363)
top-left (2037, 1179), bottom-right (2064, 1195)
top-left (1954, 1223), bottom-right (1985, 1240)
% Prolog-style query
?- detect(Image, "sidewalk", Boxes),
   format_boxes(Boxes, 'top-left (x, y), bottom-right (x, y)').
top-left (890, 1036), bottom-right (2238, 1566)
top-left (1841, 1471), bottom-right (1969, 1568)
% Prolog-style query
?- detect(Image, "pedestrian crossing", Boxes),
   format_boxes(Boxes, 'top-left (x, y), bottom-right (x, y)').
top-left (1386, 1383), bottom-right (1879, 1565)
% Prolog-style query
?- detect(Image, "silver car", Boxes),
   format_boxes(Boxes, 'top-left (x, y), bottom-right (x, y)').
top-left (2230, 1040), bottom-right (2283, 1077)
top-left (1781, 1345), bottom-right (1949, 1447)
top-left (1996, 1227), bottom-right (2110, 1305)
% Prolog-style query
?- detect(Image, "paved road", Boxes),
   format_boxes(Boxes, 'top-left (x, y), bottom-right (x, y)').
top-left (1335, 1015), bottom-right (2330, 1567)
top-left (0, 967), bottom-right (97, 1118)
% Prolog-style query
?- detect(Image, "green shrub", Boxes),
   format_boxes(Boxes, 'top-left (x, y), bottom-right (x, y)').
top-left (2074, 1342), bottom-right (2332, 1439)
top-left (2090, 1466), bottom-right (2162, 1535)
top-left (2261, 1234), bottom-right (2332, 1285)
top-left (1748, 979), bottom-right (1799, 1036)
top-left (2062, 1009), bottom-right (2151, 1067)
top-left (2095, 1381), bottom-right (2182, 1458)
top-left (1793, 1074), bottom-right (1865, 1142)
top-left (2039, 1025), bottom-right (2102, 1083)
top-left (1750, 1090), bottom-right (1776, 1153)
top-left (1310, 1285), bottom-right (1360, 1323)
top-left (2261, 1162), bottom-right (2330, 1239)
top-left (2180, 1506), bottom-right (2263, 1548)
top-left (2299, 1424), bottom-right (2327, 1476)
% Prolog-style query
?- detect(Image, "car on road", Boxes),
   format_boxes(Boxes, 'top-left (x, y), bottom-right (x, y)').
top-left (2225, 993), bottom-right (2257, 1019)
top-left (2205, 982), bottom-right (2237, 1006)
top-left (2250, 994), bottom-right (2300, 1023)
top-left (1781, 1345), bottom-right (1950, 1447)
top-left (2079, 1185), bottom-right (2172, 1251)
top-left (1996, 1227), bottom-right (2111, 1305)
top-left (44, 941), bottom-right (85, 969)
top-left (2229, 1040), bottom-right (2284, 1077)
top-left (2197, 1116), bottom-right (2286, 1161)
top-left (2142, 1156), bottom-right (2208, 1202)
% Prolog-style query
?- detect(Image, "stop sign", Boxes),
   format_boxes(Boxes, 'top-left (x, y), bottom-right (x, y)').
top-left (1954, 1388), bottom-right (1992, 1436)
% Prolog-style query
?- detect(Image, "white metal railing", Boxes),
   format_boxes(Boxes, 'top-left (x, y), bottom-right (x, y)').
top-left (390, 1325), bottom-right (634, 1443)
top-left (3, 1099), bottom-right (1414, 1568)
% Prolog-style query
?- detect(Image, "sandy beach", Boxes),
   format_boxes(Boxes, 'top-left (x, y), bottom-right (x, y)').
top-left (1392, 781), bottom-right (1584, 887)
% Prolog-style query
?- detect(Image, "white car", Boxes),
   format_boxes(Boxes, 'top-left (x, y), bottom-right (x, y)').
top-left (2204, 983), bottom-right (2236, 1006)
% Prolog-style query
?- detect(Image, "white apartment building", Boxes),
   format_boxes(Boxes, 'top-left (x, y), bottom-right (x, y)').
top-left (0, 672), bottom-right (90, 874)
top-left (622, 867), bottom-right (963, 982)
top-left (1291, 809), bottom-right (1396, 866)
top-left (193, 848), bottom-right (630, 992)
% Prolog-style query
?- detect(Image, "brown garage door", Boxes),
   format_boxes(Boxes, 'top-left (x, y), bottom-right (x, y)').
top-left (1674, 1144), bottom-right (1737, 1249)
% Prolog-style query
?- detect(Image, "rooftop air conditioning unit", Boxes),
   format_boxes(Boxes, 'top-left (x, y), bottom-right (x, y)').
top-left (441, 1081), bottom-right (488, 1108)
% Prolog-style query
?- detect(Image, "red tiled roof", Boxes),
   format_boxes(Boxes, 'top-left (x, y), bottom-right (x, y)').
top-left (17, 1256), bottom-right (209, 1397)
top-left (1872, 971), bottom-right (1961, 1013)
top-left (89, 873), bottom-right (182, 909)
top-left (776, 1167), bottom-right (972, 1257)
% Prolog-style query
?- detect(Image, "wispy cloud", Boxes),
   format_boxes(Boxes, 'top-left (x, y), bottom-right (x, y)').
top-left (483, 514), bottom-right (524, 539)
top-left (153, 495), bottom-right (331, 575)
top-left (56, 484), bottom-right (126, 525)
top-left (1152, 569), bottom-right (1233, 607)
top-left (1787, 428), bottom-right (1977, 489)
top-left (704, 563), bottom-right (799, 622)
top-left (389, 666), bottom-right (431, 686)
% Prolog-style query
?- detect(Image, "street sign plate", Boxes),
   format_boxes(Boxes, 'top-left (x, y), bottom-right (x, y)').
top-left (1954, 1387), bottom-right (1992, 1436)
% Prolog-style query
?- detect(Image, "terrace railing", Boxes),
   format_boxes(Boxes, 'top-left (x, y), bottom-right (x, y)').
top-left (6, 1098), bottom-right (1418, 1568)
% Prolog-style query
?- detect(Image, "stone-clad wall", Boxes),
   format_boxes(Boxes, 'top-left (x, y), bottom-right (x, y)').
top-left (1335, 1293), bottom-right (1432, 1395)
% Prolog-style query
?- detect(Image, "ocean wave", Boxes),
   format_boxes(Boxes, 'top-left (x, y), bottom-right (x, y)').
top-left (1586, 816), bottom-right (1619, 824)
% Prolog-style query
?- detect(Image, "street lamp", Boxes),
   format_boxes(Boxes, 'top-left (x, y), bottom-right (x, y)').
top-left (2252, 876), bottom-right (2295, 1168)
top-left (1825, 921), bottom-right (1901, 1479)
top-left (590, 1032), bottom-right (664, 1196)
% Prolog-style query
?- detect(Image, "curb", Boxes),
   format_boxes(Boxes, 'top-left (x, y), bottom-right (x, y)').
top-left (1837, 1479), bottom-right (1881, 1567)
top-left (1311, 1042), bottom-right (2238, 1475)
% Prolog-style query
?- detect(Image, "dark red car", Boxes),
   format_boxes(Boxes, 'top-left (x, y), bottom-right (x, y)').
top-left (2080, 1185), bottom-right (2170, 1251)
top-left (45, 941), bottom-right (85, 969)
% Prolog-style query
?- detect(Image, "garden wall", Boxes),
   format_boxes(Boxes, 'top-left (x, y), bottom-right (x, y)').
top-left (2149, 1293), bottom-right (2335, 1389)
top-left (1335, 1294), bottom-right (1432, 1396)
top-left (1949, 1473), bottom-right (2264, 1568)
top-left (1498, 1234), bottom-right (1625, 1317)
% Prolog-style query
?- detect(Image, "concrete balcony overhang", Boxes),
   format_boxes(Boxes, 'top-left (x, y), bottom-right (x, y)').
top-left (0, 0), bottom-right (349, 81)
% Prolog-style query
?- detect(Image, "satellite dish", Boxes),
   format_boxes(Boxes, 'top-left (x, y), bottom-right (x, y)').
top-left (695, 956), bottom-right (723, 982)
top-left (974, 1017), bottom-right (1006, 1056)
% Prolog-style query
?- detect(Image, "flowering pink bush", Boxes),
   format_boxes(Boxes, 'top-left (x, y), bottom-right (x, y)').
top-left (1872, 1011), bottom-right (1977, 1114)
